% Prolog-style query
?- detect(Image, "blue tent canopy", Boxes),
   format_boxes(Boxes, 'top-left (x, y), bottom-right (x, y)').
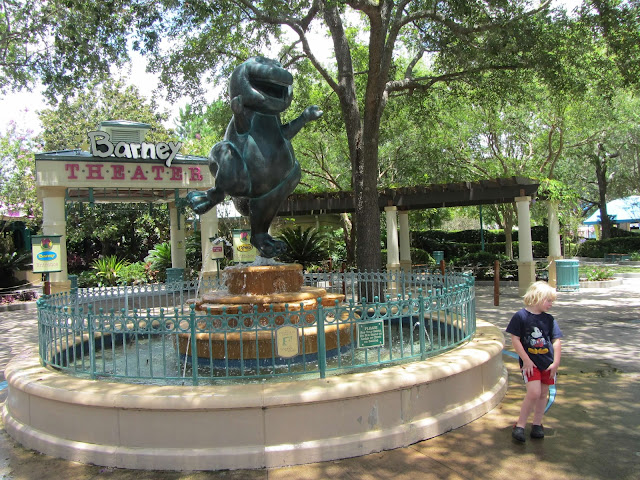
top-left (584, 196), bottom-right (640, 225)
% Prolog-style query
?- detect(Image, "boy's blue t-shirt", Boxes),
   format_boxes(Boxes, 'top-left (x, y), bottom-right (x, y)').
top-left (506, 308), bottom-right (563, 371)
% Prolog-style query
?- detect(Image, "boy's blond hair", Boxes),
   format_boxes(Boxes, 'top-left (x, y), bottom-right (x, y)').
top-left (523, 281), bottom-right (557, 306)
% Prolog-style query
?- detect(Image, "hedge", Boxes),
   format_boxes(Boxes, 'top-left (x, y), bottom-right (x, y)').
top-left (576, 237), bottom-right (640, 258)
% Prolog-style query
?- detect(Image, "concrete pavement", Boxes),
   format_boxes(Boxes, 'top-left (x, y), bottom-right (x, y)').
top-left (1, 279), bottom-right (639, 479)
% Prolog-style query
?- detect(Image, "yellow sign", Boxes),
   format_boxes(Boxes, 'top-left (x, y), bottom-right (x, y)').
top-left (276, 326), bottom-right (299, 358)
top-left (31, 235), bottom-right (63, 273)
top-left (232, 229), bottom-right (257, 263)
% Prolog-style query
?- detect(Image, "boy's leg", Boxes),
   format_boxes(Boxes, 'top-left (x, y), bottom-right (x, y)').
top-left (516, 379), bottom-right (542, 428)
top-left (532, 383), bottom-right (550, 425)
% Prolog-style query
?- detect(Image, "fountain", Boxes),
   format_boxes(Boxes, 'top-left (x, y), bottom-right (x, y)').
top-left (179, 262), bottom-right (352, 364)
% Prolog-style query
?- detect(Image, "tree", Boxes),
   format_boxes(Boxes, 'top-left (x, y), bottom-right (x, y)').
top-left (0, 0), bottom-right (156, 99)
top-left (0, 121), bottom-right (41, 231)
top-left (39, 78), bottom-right (174, 151)
top-left (14, 0), bottom-right (640, 271)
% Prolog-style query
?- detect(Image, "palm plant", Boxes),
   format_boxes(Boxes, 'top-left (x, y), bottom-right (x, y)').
top-left (276, 226), bottom-right (329, 270)
top-left (144, 242), bottom-right (172, 282)
top-left (91, 255), bottom-right (129, 286)
top-left (0, 250), bottom-right (32, 288)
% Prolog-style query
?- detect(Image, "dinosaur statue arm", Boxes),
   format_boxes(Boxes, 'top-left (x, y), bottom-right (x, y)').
top-left (281, 105), bottom-right (323, 140)
top-left (231, 95), bottom-right (252, 134)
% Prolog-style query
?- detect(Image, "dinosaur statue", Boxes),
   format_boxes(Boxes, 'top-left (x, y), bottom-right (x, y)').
top-left (187, 56), bottom-right (323, 258)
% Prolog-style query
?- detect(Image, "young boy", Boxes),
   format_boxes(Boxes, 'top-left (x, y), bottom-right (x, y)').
top-left (506, 281), bottom-right (563, 442)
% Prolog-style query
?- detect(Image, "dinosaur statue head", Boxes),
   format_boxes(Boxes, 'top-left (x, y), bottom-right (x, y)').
top-left (229, 56), bottom-right (294, 114)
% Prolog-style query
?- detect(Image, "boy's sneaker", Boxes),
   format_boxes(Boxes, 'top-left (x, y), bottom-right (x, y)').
top-left (512, 425), bottom-right (526, 442)
top-left (531, 424), bottom-right (545, 439)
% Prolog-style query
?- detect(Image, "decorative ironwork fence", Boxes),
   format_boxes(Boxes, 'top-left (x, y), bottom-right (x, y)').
top-left (37, 270), bottom-right (475, 385)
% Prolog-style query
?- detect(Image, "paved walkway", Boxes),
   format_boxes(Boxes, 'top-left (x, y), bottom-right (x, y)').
top-left (1, 280), bottom-right (639, 479)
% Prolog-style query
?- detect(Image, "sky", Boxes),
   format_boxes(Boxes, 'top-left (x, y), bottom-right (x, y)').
top-left (0, 0), bottom-right (582, 138)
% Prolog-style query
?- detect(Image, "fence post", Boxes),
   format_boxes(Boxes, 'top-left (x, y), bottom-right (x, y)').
top-left (190, 305), bottom-right (199, 386)
top-left (494, 260), bottom-right (500, 306)
top-left (317, 299), bottom-right (327, 379)
top-left (87, 305), bottom-right (96, 380)
top-left (418, 289), bottom-right (427, 360)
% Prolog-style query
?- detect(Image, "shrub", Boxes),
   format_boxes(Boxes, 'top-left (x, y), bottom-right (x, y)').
top-left (117, 262), bottom-right (150, 285)
top-left (276, 226), bottom-right (330, 270)
top-left (583, 266), bottom-right (614, 281)
top-left (91, 255), bottom-right (129, 286)
top-left (144, 242), bottom-right (172, 282)
top-left (77, 270), bottom-right (99, 287)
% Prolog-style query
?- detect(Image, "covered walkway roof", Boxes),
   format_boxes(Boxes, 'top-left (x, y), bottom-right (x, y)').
top-left (278, 177), bottom-right (539, 216)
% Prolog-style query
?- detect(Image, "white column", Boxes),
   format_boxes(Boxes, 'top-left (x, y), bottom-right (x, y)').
top-left (547, 201), bottom-right (563, 287)
top-left (398, 210), bottom-right (411, 272)
top-left (516, 196), bottom-right (536, 295)
top-left (41, 187), bottom-right (69, 291)
top-left (385, 206), bottom-right (400, 270)
top-left (169, 203), bottom-right (186, 269)
top-left (199, 208), bottom-right (220, 282)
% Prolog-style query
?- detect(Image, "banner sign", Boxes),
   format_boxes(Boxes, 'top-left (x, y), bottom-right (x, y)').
top-left (232, 229), bottom-right (257, 263)
top-left (31, 235), bottom-right (63, 273)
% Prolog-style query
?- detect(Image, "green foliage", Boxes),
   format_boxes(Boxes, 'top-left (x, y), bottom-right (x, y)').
top-left (65, 203), bottom-right (170, 267)
top-left (0, 248), bottom-right (31, 288)
top-left (144, 242), bottom-right (172, 282)
top-left (91, 255), bottom-right (129, 287)
top-left (583, 266), bottom-right (615, 282)
top-left (77, 270), bottom-right (99, 288)
top-left (577, 236), bottom-right (640, 258)
top-left (116, 262), bottom-right (151, 286)
top-left (276, 226), bottom-right (329, 270)
top-left (39, 78), bottom-right (174, 152)
top-left (0, 122), bottom-right (41, 230)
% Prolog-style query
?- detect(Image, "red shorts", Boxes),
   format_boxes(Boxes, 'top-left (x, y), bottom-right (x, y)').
top-left (523, 366), bottom-right (556, 385)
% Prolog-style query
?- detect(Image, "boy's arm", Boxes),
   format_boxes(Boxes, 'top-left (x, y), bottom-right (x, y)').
top-left (546, 338), bottom-right (562, 376)
top-left (511, 334), bottom-right (535, 377)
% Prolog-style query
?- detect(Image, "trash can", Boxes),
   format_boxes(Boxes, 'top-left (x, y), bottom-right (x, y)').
top-left (555, 259), bottom-right (579, 291)
top-left (432, 251), bottom-right (444, 264)
top-left (166, 268), bottom-right (184, 284)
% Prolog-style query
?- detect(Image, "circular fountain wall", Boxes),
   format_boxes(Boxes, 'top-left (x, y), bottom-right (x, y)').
top-left (2, 319), bottom-right (506, 470)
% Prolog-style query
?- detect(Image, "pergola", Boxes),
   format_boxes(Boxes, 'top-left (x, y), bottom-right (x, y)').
top-left (278, 177), bottom-right (547, 294)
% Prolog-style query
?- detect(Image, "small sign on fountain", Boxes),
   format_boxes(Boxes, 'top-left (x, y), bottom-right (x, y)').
top-left (357, 321), bottom-right (385, 348)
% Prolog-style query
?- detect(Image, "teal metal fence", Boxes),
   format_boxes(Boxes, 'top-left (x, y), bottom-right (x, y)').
top-left (37, 270), bottom-right (475, 385)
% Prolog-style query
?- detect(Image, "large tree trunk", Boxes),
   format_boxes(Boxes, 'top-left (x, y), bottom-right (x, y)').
top-left (592, 147), bottom-right (612, 239)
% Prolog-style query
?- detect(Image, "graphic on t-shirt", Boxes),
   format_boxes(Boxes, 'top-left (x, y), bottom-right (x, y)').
top-left (527, 326), bottom-right (549, 355)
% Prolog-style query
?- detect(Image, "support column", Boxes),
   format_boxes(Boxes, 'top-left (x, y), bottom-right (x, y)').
top-left (385, 206), bottom-right (400, 272)
top-left (41, 187), bottom-right (69, 293)
top-left (515, 196), bottom-right (536, 296)
top-left (169, 203), bottom-right (186, 269)
top-left (199, 208), bottom-right (220, 284)
top-left (547, 201), bottom-right (563, 288)
top-left (398, 210), bottom-right (412, 272)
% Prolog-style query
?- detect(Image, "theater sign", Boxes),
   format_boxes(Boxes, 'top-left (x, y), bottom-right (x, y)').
top-left (35, 120), bottom-right (212, 197)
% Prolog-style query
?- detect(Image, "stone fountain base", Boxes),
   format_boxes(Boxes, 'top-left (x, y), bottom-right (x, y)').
top-left (179, 263), bottom-right (352, 362)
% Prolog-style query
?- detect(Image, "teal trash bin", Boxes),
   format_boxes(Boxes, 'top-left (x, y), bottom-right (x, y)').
top-left (555, 259), bottom-right (579, 292)
top-left (432, 250), bottom-right (444, 264)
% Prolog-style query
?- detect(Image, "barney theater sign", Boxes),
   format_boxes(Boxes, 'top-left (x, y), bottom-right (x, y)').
top-left (34, 128), bottom-right (213, 189)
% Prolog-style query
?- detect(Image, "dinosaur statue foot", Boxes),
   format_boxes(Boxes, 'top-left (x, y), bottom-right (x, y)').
top-left (187, 190), bottom-right (215, 214)
top-left (251, 233), bottom-right (287, 258)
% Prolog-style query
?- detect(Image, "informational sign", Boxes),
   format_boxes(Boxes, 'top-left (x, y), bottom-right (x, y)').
top-left (31, 235), bottom-right (63, 273)
top-left (211, 244), bottom-right (225, 259)
top-left (232, 229), bottom-right (257, 263)
top-left (276, 326), bottom-right (299, 358)
top-left (357, 321), bottom-right (385, 349)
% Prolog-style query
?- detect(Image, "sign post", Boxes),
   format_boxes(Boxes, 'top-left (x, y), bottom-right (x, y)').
top-left (232, 229), bottom-right (257, 263)
top-left (31, 235), bottom-right (63, 295)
